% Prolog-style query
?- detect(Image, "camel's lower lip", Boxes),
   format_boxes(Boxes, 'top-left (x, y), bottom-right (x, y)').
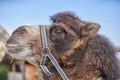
top-left (7, 47), bottom-right (23, 53)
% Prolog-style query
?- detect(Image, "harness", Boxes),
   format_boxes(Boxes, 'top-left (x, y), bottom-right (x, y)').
top-left (39, 25), bottom-right (69, 80)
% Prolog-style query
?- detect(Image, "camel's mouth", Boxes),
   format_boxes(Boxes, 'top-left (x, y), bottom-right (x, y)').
top-left (6, 43), bottom-right (40, 66)
top-left (6, 43), bottom-right (32, 60)
top-left (6, 43), bottom-right (29, 48)
top-left (6, 43), bottom-right (27, 53)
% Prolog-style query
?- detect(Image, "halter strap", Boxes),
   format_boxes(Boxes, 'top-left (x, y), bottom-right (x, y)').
top-left (39, 25), bottom-right (69, 80)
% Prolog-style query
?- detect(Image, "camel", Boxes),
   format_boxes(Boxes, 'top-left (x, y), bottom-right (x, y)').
top-left (5, 11), bottom-right (120, 80)
top-left (5, 24), bottom-right (117, 80)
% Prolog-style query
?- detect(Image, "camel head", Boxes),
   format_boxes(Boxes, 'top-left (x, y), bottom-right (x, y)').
top-left (6, 25), bottom-right (48, 66)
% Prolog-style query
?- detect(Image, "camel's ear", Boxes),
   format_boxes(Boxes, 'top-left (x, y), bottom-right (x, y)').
top-left (80, 23), bottom-right (100, 37)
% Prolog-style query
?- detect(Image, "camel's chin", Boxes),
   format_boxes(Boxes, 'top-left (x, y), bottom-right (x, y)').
top-left (7, 48), bottom-right (32, 59)
top-left (8, 52), bottom-right (28, 60)
top-left (8, 51), bottom-right (40, 67)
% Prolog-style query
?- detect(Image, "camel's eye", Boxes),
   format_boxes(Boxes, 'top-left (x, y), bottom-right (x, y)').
top-left (13, 27), bottom-right (27, 35)
top-left (50, 26), bottom-right (66, 35)
top-left (55, 29), bottom-right (63, 35)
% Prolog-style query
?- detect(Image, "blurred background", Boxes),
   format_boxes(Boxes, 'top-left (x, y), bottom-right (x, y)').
top-left (0, 0), bottom-right (120, 80)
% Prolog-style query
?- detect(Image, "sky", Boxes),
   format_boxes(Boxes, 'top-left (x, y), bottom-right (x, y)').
top-left (0, 0), bottom-right (120, 47)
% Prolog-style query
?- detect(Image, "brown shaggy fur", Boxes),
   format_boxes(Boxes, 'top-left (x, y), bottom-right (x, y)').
top-left (45, 11), bottom-right (120, 80)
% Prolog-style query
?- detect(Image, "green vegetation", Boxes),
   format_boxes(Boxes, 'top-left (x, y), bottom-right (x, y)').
top-left (0, 65), bottom-right (9, 80)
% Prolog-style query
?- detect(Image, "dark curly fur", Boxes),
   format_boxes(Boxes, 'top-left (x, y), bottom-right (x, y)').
top-left (44, 11), bottom-right (120, 80)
